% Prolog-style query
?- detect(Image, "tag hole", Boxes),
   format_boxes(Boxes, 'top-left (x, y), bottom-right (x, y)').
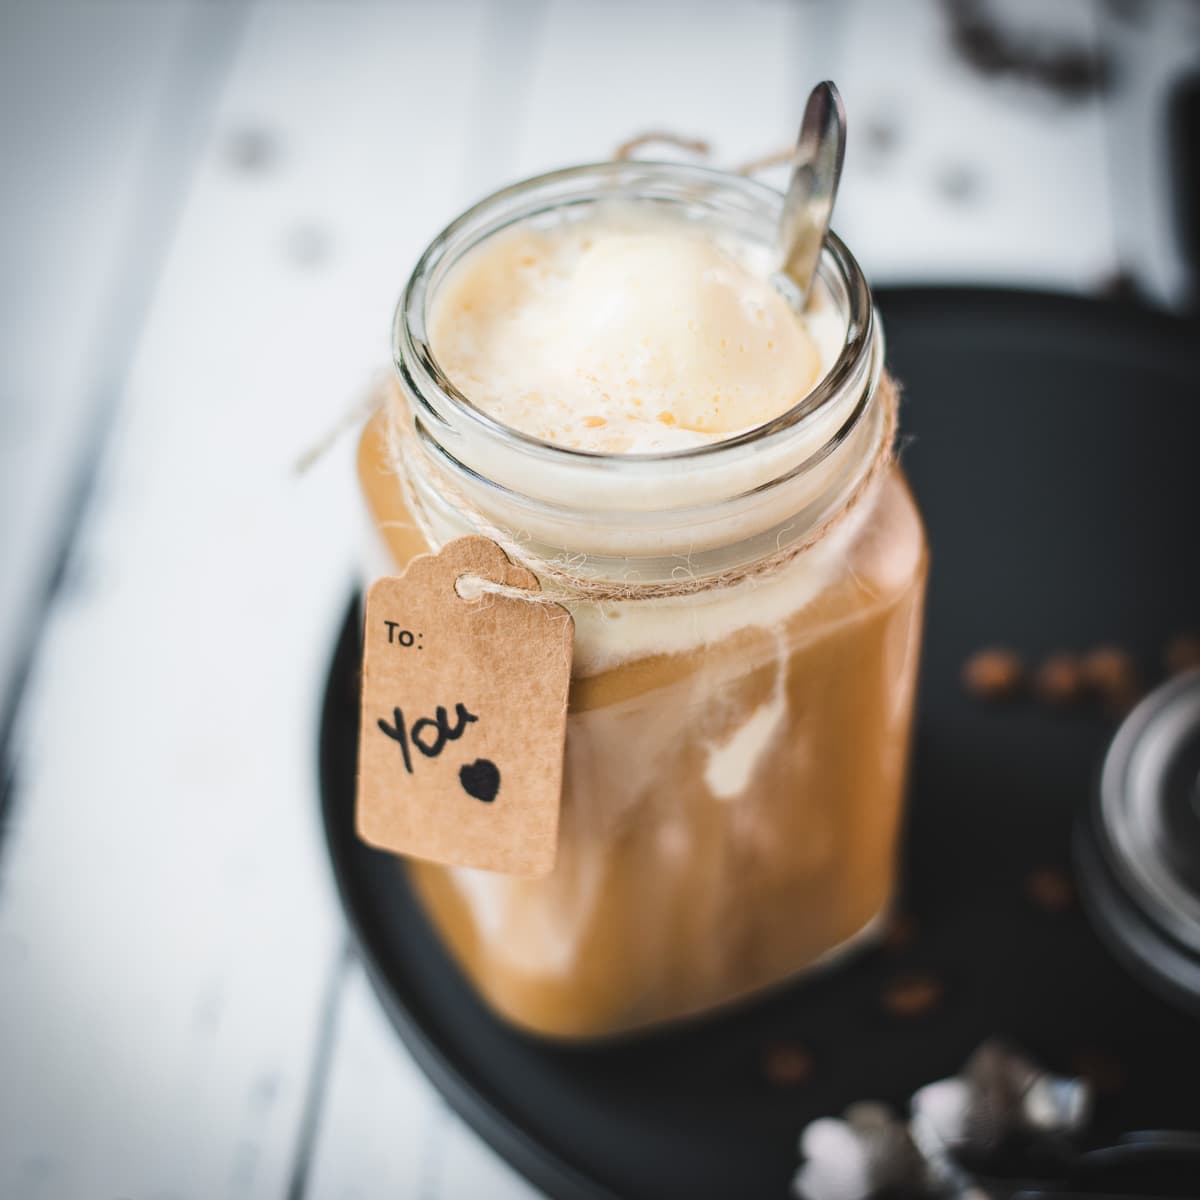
top-left (455, 573), bottom-right (485, 601)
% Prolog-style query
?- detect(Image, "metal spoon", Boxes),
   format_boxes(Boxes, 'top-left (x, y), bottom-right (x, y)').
top-left (779, 80), bottom-right (847, 308)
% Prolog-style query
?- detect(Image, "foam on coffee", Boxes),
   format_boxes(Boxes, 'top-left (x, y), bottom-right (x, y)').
top-left (428, 207), bottom-right (844, 453)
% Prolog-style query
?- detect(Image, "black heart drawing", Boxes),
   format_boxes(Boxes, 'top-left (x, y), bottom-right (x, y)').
top-left (459, 758), bottom-right (500, 803)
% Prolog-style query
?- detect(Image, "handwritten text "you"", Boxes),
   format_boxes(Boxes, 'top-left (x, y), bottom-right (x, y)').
top-left (377, 703), bottom-right (477, 774)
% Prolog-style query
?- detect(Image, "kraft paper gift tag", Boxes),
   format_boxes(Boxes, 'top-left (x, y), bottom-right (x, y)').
top-left (356, 536), bottom-right (574, 877)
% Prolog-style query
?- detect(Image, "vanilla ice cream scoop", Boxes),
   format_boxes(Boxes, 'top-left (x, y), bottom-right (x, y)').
top-left (429, 208), bottom-right (832, 453)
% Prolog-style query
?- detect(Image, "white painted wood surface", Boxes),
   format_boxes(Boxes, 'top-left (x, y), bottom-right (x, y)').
top-left (304, 962), bottom-right (537, 1200)
top-left (832, 0), bottom-right (1117, 288)
top-left (0, 1), bottom-right (1192, 1197)
top-left (0, 0), bottom-right (242, 728)
top-left (0, 0), bottom-right (499, 1194)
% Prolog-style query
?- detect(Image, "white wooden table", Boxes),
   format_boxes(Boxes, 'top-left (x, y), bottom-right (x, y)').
top-left (1, 2), bottom-right (1195, 1196)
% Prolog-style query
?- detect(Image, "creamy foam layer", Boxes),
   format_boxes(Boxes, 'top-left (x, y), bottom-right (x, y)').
top-left (429, 207), bottom-right (844, 453)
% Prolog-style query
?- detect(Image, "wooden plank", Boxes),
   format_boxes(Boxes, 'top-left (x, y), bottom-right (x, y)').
top-left (830, 0), bottom-right (1118, 289)
top-left (0, 0), bottom-right (233, 738)
top-left (436, 1101), bottom-right (545, 1200)
top-left (0, 2), bottom-right (492, 1196)
top-left (510, 0), bottom-right (812, 179)
top-left (304, 960), bottom-right (540, 1199)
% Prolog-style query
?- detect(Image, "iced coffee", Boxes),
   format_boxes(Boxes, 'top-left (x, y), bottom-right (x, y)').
top-left (359, 164), bottom-right (927, 1039)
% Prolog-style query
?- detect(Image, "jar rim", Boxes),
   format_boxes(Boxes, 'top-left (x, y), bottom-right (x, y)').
top-left (392, 160), bottom-right (878, 469)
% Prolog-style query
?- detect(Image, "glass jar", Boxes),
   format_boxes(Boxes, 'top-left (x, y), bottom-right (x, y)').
top-left (358, 162), bottom-right (928, 1039)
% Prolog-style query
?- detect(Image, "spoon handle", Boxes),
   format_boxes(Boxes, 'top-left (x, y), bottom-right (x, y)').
top-left (779, 80), bottom-right (847, 305)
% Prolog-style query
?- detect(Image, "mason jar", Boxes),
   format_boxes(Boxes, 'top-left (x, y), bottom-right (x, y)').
top-left (357, 161), bottom-right (928, 1039)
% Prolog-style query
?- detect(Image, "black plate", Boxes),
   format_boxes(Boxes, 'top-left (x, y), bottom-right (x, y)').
top-left (319, 288), bottom-right (1200, 1200)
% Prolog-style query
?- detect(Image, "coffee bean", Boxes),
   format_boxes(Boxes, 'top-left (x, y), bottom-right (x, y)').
top-left (1165, 633), bottom-right (1200, 676)
top-left (1026, 867), bottom-right (1074, 912)
top-left (962, 648), bottom-right (1025, 700)
top-left (1034, 654), bottom-right (1084, 707)
top-left (882, 972), bottom-right (943, 1018)
top-left (763, 1042), bottom-right (814, 1087)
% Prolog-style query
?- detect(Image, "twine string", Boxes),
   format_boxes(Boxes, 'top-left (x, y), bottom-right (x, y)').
top-left (612, 127), bottom-right (792, 177)
top-left (613, 131), bottom-right (711, 162)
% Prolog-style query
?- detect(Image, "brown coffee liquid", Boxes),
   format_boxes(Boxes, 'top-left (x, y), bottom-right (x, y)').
top-left (357, 412), bottom-right (927, 1038)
